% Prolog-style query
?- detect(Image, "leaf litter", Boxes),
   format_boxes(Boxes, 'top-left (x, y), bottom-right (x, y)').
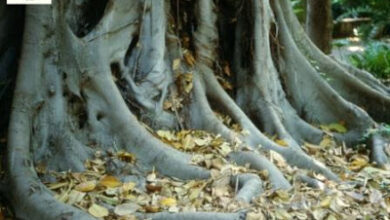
top-left (39, 122), bottom-right (390, 219)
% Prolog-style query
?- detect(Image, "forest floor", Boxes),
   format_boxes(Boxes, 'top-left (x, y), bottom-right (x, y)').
top-left (34, 124), bottom-right (390, 219)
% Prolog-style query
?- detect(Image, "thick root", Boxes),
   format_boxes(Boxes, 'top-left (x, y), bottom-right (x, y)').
top-left (228, 151), bottom-right (291, 189)
top-left (137, 211), bottom-right (246, 220)
top-left (368, 127), bottom-right (390, 169)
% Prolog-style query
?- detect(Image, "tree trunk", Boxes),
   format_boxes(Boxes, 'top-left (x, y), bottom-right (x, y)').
top-left (1, 0), bottom-right (389, 219)
top-left (306, 0), bottom-right (333, 54)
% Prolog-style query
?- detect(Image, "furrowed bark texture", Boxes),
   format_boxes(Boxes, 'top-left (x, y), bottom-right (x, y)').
top-left (4, 0), bottom-right (389, 219)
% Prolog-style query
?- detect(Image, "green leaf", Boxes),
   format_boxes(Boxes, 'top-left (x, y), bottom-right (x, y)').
top-left (320, 123), bottom-right (347, 133)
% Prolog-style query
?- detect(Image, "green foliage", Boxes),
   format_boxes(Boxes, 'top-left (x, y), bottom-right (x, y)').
top-left (349, 42), bottom-right (390, 79)
top-left (332, 39), bottom-right (351, 48)
top-left (332, 0), bottom-right (390, 39)
top-left (361, 123), bottom-right (390, 142)
top-left (290, 0), bottom-right (306, 23)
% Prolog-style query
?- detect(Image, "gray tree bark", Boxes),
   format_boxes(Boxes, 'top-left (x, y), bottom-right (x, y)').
top-left (1, 0), bottom-right (389, 219)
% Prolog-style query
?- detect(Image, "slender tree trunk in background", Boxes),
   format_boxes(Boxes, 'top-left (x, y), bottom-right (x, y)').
top-left (306, 0), bottom-right (333, 54)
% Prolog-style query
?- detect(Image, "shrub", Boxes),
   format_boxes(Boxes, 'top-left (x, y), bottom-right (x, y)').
top-left (349, 42), bottom-right (390, 79)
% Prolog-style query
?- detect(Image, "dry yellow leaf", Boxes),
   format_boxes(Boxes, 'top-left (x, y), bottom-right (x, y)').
top-left (326, 214), bottom-right (337, 220)
top-left (246, 212), bottom-right (265, 220)
top-left (75, 181), bottom-right (96, 192)
top-left (320, 123), bottom-right (347, 133)
top-left (157, 130), bottom-right (176, 141)
top-left (319, 136), bottom-right (334, 148)
top-left (172, 58), bottom-right (181, 71)
top-left (270, 151), bottom-right (287, 167)
top-left (88, 204), bottom-right (109, 217)
top-left (275, 139), bottom-right (288, 147)
top-left (320, 196), bottom-right (332, 208)
top-left (182, 135), bottom-right (195, 150)
top-left (189, 188), bottom-right (202, 200)
top-left (122, 182), bottom-right (136, 192)
top-left (100, 175), bottom-right (122, 188)
top-left (275, 190), bottom-right (290, 201)
top-left (160, 197), bottom-right (177, 207)
top-left (194, 137), bottom-right (208, 146)
top-left (179, 73), bottom-right (193, 93)
top-left (48, 182), bottom-right (68, 190)
top-left (349, 156), bottom-right (368, 171)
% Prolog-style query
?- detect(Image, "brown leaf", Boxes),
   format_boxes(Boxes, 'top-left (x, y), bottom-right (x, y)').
top-left (183, 50), bottom-right (195, 67)
top-left (223, 63), bottom-right (231, 76)
top-left (146, 184), bottom-right (162, 193)
top-left (144, 205), bottom-right (160, 213)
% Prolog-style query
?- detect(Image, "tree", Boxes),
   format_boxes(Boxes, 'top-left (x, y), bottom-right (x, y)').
top-left (2, 0), bottom-right (390, 219)
top-left (306, 0), bottom-right (333, 54)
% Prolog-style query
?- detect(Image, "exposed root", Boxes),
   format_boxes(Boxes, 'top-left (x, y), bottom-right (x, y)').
top-left (332, 59), bottom-right (390, 95)
top-left (296, 174), bottom-right (326, 189)
top-left (277, 0), bottom-right (390, 123)
top-left (137, 211), bottom-right (246, 220)
top-left (368, 127), bottom-right (390, 169)
top-left (231, 174), bottom-right (262, 203)
top-left (272, 0), bottom-right (375, 147)
top-left (191, 0), bottom-right (339, 183)
top-left (228, 151), bottom-right (291, 189)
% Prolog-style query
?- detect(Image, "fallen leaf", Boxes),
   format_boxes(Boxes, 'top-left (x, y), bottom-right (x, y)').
top-left (122, 182), bottom-right (136, 192)
top-left (88, 204), bottom-right (109, 218)
top-left (275, 139), bottom-right (288, 147)
top-left (223, 63), bottom-right (231, 76)
top-left (114, 203), bottom-right (140, 216)
top-left (320, 196), bottom-right (333, 208)
top-left (117, 151), bottom-right (136, 163)
top-left (146, 184), bottom-right (162, 193)
top-left (157, 130), bottom-right (176, 141)
top-left (75, 181), bottom-right (96, 192)
top-left (246, 212), bottom-right (265, 220)
top-left (100, 175), bottom-right (122, 188)
top-left (183, 50), bottom-right (195, 66)
top-left (48, 182), bottom-right (68, 190)
top-left (369, 189), bottom-right (383, 203)
top-left (275, 190), bottom-right (290, 201)
top-left (349, 156), bottom-right (368, 171)
top-left (320, 123), bottom-right (347, 133)
top-left (172, 59), bottom-right (181, 70)
top-left (160, 197), bottom-right (177, 207)
top-left (66, 190), bottom-right (85, 205)
top-left (144, 205), bottom-right (160, 213)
